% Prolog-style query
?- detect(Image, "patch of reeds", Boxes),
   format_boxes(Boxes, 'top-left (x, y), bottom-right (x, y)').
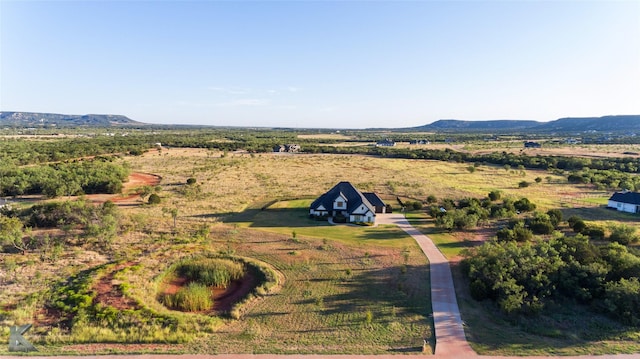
top-left (176, 257), bottom-right (245, 288)
top-left (162, 283), bottom-right (213, 312)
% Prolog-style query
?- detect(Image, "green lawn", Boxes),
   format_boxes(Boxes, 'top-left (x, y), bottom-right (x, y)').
top-left (405, 212), bottom-right (474, 258)
top-left (228, 199), bottom-right (414, 248)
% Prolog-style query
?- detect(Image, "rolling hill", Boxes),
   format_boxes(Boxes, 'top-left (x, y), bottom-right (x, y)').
top-left (0, 112), bottom-right (143, 127)
top-left (408, 115), bottom-right (640, 133)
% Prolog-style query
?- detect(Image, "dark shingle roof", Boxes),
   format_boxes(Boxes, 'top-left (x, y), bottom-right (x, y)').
top-left (363, 192), bottom-right (385, 207)
top-left (310, 182), bottom-right (376, 214)
top-left (609, 191), bottom-right (640, 205)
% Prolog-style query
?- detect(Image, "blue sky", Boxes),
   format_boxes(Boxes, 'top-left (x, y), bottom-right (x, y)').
top-left (1, 1), bottom-right (639, 128)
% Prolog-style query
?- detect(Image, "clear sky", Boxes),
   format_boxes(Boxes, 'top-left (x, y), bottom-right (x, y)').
top-left (1, 1), bottom-right (639, 128)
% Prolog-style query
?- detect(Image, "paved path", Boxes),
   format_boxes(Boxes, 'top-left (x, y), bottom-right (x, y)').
top-left (377, 213), bottom-right (476, 357)
top-left (4, 214), bottom-right (640, 359)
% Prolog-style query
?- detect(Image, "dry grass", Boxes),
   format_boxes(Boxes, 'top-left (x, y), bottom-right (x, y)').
top-left (2, 147), bottom-right (639, 355)
top-left (129, 148), bottom-right (596, 218)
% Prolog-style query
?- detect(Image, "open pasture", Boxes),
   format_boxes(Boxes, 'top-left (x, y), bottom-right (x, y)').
top-left (3, 146), bottom-right (639, 355)
top-left (128, 148), bottom-right (603, 218)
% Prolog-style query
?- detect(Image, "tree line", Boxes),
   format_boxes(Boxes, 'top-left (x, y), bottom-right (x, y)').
top-left (0, 158), bottom-right (129, 197)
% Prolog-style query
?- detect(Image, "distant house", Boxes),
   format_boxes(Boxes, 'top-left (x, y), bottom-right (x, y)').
top-left (309, 182), bottom-right (386, 224)
top-left (565, 138), bottom-right (580, 145)
top-left (608, 191), bottom-right (640, 214)
top-left (376, 139), bottom-right (396, 147)
top-left (409, 139), bottom-right (430, 145)
top-left (524, 141), bottom-right (542, 148)
top-left (273, 144), bottom-right (300, 153)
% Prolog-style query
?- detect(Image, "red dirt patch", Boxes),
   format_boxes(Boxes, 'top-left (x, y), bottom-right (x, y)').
top-left (61, 343), bottom-right (183, 354)
top-left (89, 172), bottom-right (161, 205)
top-left (93, 263), bottom-right (140, 310)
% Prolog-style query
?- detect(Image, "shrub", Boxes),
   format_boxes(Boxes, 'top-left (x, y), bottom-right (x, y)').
top-left (546, 209), bottom-right (563, 228)
top-left (488, 190), bottom-right (501, 201)
top-left (602, 277), bottom-right (640, 325)
top-left (514, 197), bottom-right (536, 212)
top-left (409, 201), bottom-right (423, 211)
top-left (608, 224), bottom-right (639, 245)
top-left (496, 221), bottom-right (533, 242)
top-left (584, 225), bottom-right (606, 240)
top-left (426, 195), bottom-right (437, 204)
top-left (186, 177), bottom-right (197, 185)
top-left (518, 181), bottom-right (530, 188)
top-left (148, 193), bottom-right (161, 205)
top-left (571, 219), bottom-right (587, 234)
top-left (528, 212), bottom-right (554, 235)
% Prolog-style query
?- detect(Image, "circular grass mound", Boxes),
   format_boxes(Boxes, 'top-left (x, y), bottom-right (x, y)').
top-left (157, 255), bottom-right (280, 316)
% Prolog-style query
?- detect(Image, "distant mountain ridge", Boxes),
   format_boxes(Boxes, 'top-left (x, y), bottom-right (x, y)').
top-left (0, 112), bottom-right (143, 127)
top-left (425, 119), bottom-right (539, 130)
top-left (410, 115), bottom-right (640, 133)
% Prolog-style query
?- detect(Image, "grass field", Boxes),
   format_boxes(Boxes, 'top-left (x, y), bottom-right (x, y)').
top-left (2, 148), bottom-right (639, 355)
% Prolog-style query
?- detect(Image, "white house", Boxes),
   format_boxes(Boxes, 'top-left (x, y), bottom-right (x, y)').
top-left (607, 191), bottom-right (640, 214)
top-left (309, 182), bottom-right (385, 224)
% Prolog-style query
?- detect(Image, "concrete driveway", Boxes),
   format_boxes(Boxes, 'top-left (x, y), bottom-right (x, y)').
top-left (377, 213), bottom-right (475, 356)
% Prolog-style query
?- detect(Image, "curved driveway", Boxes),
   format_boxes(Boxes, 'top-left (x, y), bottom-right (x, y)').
top-left (3, 215), bottom-right (640, 359)
top-left (376, 213), bottom-right (475, 357)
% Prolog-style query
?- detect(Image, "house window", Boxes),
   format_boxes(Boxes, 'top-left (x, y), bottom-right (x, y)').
top-left (337, 201), bottom-right (344, 208)
top-left (618, 203), bottom-right (622, 208)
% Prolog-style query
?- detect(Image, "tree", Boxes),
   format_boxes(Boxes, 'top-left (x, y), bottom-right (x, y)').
top-left (139, 185), bottom-right (157, 201)
top-left (186, 177), bottom-right (197, 185)
top-left (0, 215), bottom-right (31, 254)
top-left (546, 209), bottom-right (563, 228)
top-left (163, 207), bottom-right (179, 231)
top-left (603, 277), bottom-right (640, 325)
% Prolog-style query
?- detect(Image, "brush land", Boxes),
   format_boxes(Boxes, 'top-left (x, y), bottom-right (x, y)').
top-left (0, 131), bottom-right (639, 355)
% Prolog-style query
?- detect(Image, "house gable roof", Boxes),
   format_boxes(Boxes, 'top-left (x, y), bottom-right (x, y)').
top-left (363, 192), bottom-right (385, 207)
top-left (310, 182), bottom-right (376, 214)
top-left (609, 191), bottom-right (640, 205)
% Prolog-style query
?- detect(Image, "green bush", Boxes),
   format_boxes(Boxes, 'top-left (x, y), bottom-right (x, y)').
top-left (602, 277), bottom-right (640, 325)
top-left (488, 190), bottom-right (502, 201)
top-left (546, 209), bottom-right (563, 227)
top-left (608, 224), bottom-right (639, 245)
top-left (148, 193), bottom-right (161, 205)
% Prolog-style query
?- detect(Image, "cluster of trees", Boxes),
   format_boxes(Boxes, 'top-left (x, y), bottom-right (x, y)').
top-left (566, 216), bottom-right (639, 245)
top-left (568, 168), bottom-right (640, 191)
top-left (0, 199), bottom-right (121, 254)
top-left (304, 146), bottom-right (640, 174)
top-left (496, 209), bottom-right (563, 241)
top-left (0, 158), bottom-right (129, 197)
top-left (427, 192), bottom-right (537, 231)
top-left (0, 137), bottom-right (149, 166)
top-left (463, 236), bottom-right (640, 325)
